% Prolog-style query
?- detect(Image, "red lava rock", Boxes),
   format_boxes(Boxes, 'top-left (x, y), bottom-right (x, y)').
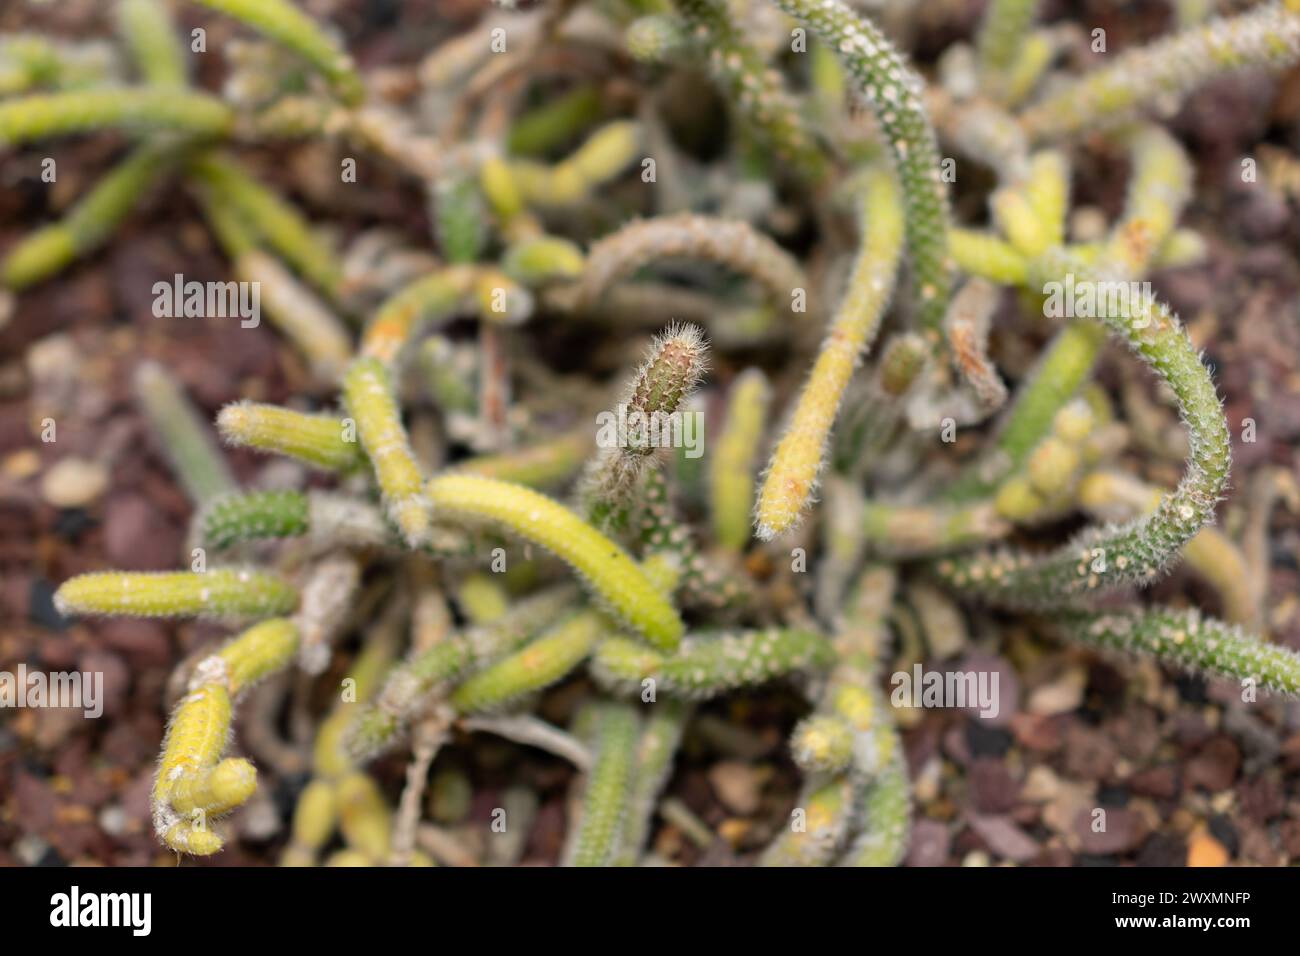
top-left (1280, 733), bottom-right (1300, 773)
top-left (1184, 735), bottom-right (1241, 793)
top-left (104, 492), bottom-right (183, 570)
top-left (79, 648), bottom-right (129, 719)
top-left (966, 813), bottom-right (1039, 863)
top-left (13, 771), bottom-right (56, 831)
top-left (1010, 712), bottom-right (1064, 752)
top-left (942, 720), bottom-right (972, 767)
top-left (1172, 712), bottom-right (1213, 749)
top-left (1281, 820), bottom-right (1300, 861)
top-left (1128, 764), bottom-right (1179, 800)
top-left (1074, 806), bottom-right (1148, 856)
top-left (1106, 707), bottom-right (1162, 762)
top-left (99, 619), bottom-right (172, 669)
top-left (969, 757), bottom-right (1020, 814)
top-left (1239, 824), bottom-right (1283, 866)
top-left (1235, 775), bottom-right (1285, 824)
top-left (38, 632), bottom-right (79, 670)
top-left (100, 713), bottom-right (163, 767)
top-left (905, 818), bottom-right (950, 867)
top-left (1063, 721), bottom-right (1119, 782)
top-left (955, 652), bottom-right (1020, 728)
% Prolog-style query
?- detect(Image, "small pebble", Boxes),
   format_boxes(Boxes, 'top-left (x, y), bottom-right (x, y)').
top-left (41, 457), bottom-right (109, 509)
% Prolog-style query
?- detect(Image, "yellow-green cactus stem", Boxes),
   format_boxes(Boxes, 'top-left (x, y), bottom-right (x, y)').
top-left (190, 0), bottom-right (364, 105)
top-left (501, 235), bottom-right (586, 287)
top-left (991, 186), bottom-right (1048, 260)
top-left (507, 85), bottom-right (604, 156)
top-left (709, 369), bottom-right (770, 551)
top-left (0, 36), bottom-right (65, 97)
top-left (949, 229), bottom-right (1029, 286)
top-left (1020, 3), bottom-right (1300, 142)
top-left (563, 702), bottom-right (639, 867)
top-left (153, 683), bottom-right (240, 855)
top-left (54, 569), bottom-right (298, 621)
top-left (592, 628), bottom-right (835, 700)
top-left (206, 617), bottom-right (300, 696)
top-left (457, 430), bottom-right (590, 489)
top-left (347, 587), bottom-right (579, 759)
top-left (1058, 606), bottom-right (1300, 698)
top-left (1078, 470), bottom-right (1258, 626)
top-left (791, 714), bottom-right (855, 775)
top-left (1102, 126), bottom-right (1193, 278)
top-left (3, 143), bottom-right (177, 290)
top-left (576, 213), bottom-right (807, 318)
top-left (510, 120), bottom-right (643, 208)
top-left (760, 774), bottom-right (855, 866)
top-left (861, 500), bottom-right (1009, 558)
top-left (1025, 436), bottom-right (1080, 497)
top-left (976, 0), bottom-right (1040, 94)
top-left (283, 778), bottom-right (337, 867)
top-left (943, 322), bottom-right (1106, 502)
top-left (1154, 228), bottom-right (1207, 269)
top-left (1023, 151), bottom-right (1069, 248)
top-left (188, 151), bottom-right (342, 301)
top-left (343, 356), bottom-right (433, 548)
top-left (237, 251), bottom-right (353, 382)
top-left (479, 155), bottom-right (526, 223)
top-left (428, 474), bottom-right (685, 651)
top-left (615, 700), bottom-right (689, 866)
top-left (0, 87), bottom-right (232, 146)
top-left (1000, 29), bottom-right (1056, 108)
top-left (133, 360), bottom-right (237, 505)
top-left (934, 254), bottom-right (1232, 607)
top-left (455, 573), bottom-right (510, 625)
top-left (117, 0), bottom-right (188, 87)
top-left (755, 167), bottom-right (904, 540)
top-left (336, 771), bottom-right (393, 859)
top-left (772, 0), bottom-right (952, 333)
top-left (166, 757), bottom-right (257, 818)
top-left (841, 741), bottom-right (910, 867)
top-left (473, 267), bottom-right (533, 325)
top-left (673, 0), bottom-right (827, 181)
top-left (359, 266), bottom-right (476, 365)
top-left (217, 400), bottom-right (364, 472)
top-left (449, 609), bottom-right (606, 713)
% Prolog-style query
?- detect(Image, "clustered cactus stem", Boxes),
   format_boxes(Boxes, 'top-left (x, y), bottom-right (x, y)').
top-left (933, 256), bottom-right (1232, 607)
top-left (1018, 2), bottom-right (1300, 142)
top-left (771, 0), bottom-right (953, 334)
top-left (755, 165), bottom-right (903, 540)
top-left (26, 0), bottom-right (1300, 869)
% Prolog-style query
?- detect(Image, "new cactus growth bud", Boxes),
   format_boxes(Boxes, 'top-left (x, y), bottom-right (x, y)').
top-left (581, 323), bottom-right (708, 531)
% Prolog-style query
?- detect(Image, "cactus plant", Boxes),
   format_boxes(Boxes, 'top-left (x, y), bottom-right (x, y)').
top-left (13, 0), bottom-right (1300, 872)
